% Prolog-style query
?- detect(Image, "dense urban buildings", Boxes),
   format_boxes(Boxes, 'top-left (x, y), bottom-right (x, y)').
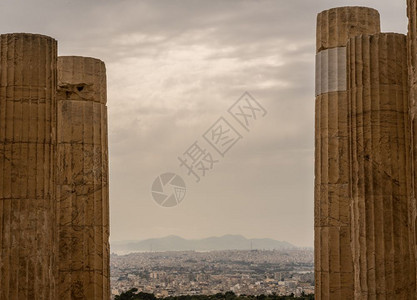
top-left (110, 250), bottom-right (314, 299)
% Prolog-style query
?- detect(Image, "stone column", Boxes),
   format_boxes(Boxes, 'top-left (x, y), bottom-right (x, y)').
top-left (0, 33), bottom-right (57, 300)
top-left (348, 33), bottom-right (416, 299)
top-left (407, 0), bottom-right (417, 290)
top-left (315, 7), bottom-right (380, 299)
top-left (56, 56), bottom-right (110, 300)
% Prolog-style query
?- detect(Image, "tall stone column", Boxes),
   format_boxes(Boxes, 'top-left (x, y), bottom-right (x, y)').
top-left (407, 0), bottom-right (417, 289)
top-left (0, 33), bottom-right (57, 300)
top-left (56, 56), bottom-right (110, 300)
top-left (348, 33), bottom-right (416, 299)
top-left (315, 7), bottom-right (380, 299)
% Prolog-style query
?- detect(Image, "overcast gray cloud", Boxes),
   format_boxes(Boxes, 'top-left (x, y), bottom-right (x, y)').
top-left (0, 0), bottom-right (407, 247)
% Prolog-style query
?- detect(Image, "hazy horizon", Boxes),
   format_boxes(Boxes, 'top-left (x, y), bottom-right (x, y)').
top-left (110, 233), bottom-right (302, 244)
top-left (110, 234), bottom-right (305, 255)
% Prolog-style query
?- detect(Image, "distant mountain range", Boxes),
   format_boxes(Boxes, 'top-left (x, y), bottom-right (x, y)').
top-left (111, 235), bottom-right (296, 253)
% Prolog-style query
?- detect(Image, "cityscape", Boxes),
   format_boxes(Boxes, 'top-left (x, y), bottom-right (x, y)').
top-left (0, 1), bottom-right (411, 299)
top-left (110, 249), bottom-right (314, 299)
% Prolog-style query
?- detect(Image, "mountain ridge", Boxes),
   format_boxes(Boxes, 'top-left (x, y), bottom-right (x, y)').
top-left (111, 234), bottom-right (296, 253)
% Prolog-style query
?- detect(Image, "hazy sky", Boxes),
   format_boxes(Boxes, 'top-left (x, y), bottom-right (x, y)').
top-left (0, 0), bottom-right (407, 247)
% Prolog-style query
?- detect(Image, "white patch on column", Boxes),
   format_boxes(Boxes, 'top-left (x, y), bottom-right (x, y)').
top-left (315, 47), bottom-right (346, 96)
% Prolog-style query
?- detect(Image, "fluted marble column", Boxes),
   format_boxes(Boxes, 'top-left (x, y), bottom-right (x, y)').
top-left (407, 0), bottom-right (417, 290)
top-left (0, 33), bottom-right (57, 300)
top-left (348, 33), bottom-right (415, 299)
top-left (315, 7), bottom-right (380, 299)
top-left (56, 56), bottom-right (110, 300)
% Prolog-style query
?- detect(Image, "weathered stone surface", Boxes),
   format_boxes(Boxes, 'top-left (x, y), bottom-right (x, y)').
top-left (316, 7), bottom-right (380, 53)
top-left (348, 33), bottom-right (415, 299)
top-left (0, 33), bottom-right (57, 300)
top-left (56, 56), bottom-right (110, 300)
top-left (407, 0), bottom-right (417, 291)
top-left (315, 7), bottom-right (380, 300)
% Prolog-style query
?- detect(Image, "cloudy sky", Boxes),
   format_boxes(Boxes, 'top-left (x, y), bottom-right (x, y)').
top-left (0, 0), bottom-right (407, 247)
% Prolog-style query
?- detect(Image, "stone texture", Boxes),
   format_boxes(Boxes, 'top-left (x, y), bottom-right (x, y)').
top-left (316, 7), bottom-right (380, 53)
top-left (0, 33), bottom-right (57, 300)
top-left (348, 33), bottom-right (415, 299)
top-left (407, 0), bottom-right (417, 290)
top-left (56, 56), bottom-right (110, 300)
top-left (315, 7), bottom-right (380, 300)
